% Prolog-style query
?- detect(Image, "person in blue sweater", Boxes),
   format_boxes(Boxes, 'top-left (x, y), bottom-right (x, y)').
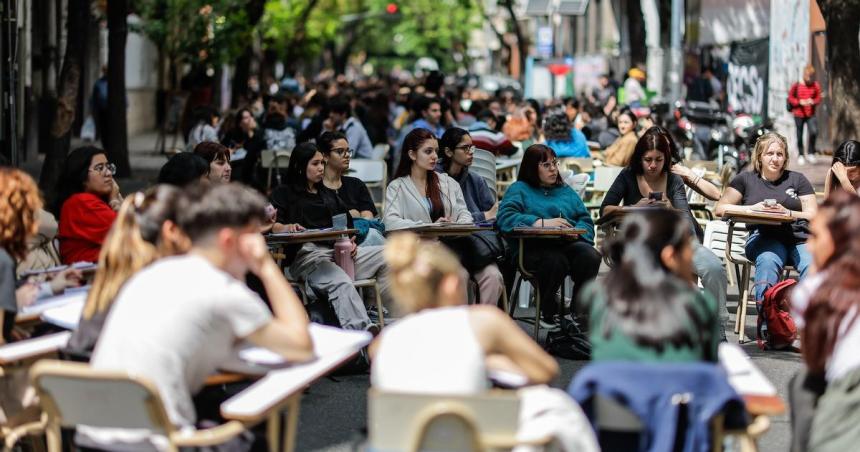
top-left (544, 113), bottom-right (590, 158)
top-left (497, 144), bottom-right (601, 326)
top-left (436, 128), bottom-right (498, 222)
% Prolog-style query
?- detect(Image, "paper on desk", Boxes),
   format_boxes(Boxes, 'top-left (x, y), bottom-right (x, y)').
top-left (0, 331), bottom-right (71, 363)
top-left (21, 288), bottom-right (89, 316)
top-left (719, 343), bottom-right (777, 396)
top-left (41, 299), bottom-right (85, 330)
top-left (238, 324), bottom-right (372, 366)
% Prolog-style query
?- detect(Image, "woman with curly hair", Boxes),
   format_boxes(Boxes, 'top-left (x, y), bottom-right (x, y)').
top-left (543, 112), bottom-right (590, 158)
top-left (0, 168), bottom-right (81, 342)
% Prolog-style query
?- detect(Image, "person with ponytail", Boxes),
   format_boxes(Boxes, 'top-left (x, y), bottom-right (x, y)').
top-left (584, 209), bottom-right (719, 362)
top-left (371, 233), bottom-right (598, 452)
top-left (384, 128), bottom-right (504, 306)
top-left (788, 192), bottom-right (860, 452)
top-left (66, 185), bottom-right (190, 358)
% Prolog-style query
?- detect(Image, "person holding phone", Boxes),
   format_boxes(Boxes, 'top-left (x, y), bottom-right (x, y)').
top-left (716, 132), bottom-right (816, 303)
top-left (602, 127), bottom-right (729, 339)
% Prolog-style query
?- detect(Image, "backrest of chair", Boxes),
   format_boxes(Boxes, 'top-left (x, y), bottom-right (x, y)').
top-left (31, 360), bottom-right (173, 434)
top-left (565, 172), bottom-right (590, 199)
top-left (371, 143), bottom-right (390, 160)
top-left (561, 157), bottom-right (594, 174)
top-left (260, 150), bottom-right (291, 169)
top-left (703, 220), bottom-right (748, 262)
top-left (471, 149), bottom-right (498, 197)
top-left (368, 389), bottom-right (520, 452)
top-left (593, 166), bottom-right (623, 193)
top-left (350, 159), bottom-right (386, 184)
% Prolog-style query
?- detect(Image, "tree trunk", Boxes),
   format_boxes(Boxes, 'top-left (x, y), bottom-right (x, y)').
top-left (38, 0), bottom-right (87, 208)
top-left (502, 0), bottom-right (527, 81)
top-left (231, 0), bottom-right (266, 107)
top-left (626, 0), bottom-right (647, 67)
top-left (106, 0), bottom-right (130, 177)
top-left (817, 0), bottom-right (860, 149)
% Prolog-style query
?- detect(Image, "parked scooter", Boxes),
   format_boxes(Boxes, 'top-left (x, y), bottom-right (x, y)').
top-left (733, 114), bottom-right (772, 171)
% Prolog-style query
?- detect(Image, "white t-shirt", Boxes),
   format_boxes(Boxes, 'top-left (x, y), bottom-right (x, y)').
top-left (371, 306), bottom-right (488, 394)
top-left (792, 271), bottom-right (860, 382)
top-left (80, 255), bottom-right (271, 450)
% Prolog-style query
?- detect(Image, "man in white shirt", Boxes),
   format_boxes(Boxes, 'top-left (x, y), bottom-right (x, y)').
top-left (80, 183), bottom-right (313, 451)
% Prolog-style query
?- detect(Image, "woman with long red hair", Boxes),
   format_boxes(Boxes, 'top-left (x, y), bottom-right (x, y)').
top-left (790, 191), bottom-right (860, 451)
top-left (384, 128), bottom-right (504, 307)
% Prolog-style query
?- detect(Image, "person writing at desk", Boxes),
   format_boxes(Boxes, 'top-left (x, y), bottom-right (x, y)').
top-left (496, 144), bottom-right (600, 327)
top-left (270, 142), bottom-right (388, 333)
top-left (601, 127), bottom-right (729, 340)
top-left (715, 132), bottom-right (816, 304)
top-left (384, 128), bottom-right (504, 307)
top-left (371, 233), bottom-right (598, 452)
top-left (824, 139), bottom-right (860, 196)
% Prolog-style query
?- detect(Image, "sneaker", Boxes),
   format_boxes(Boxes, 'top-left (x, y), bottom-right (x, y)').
top-left (807, 154), bottom-right (818, 164)
top-left (797, 156), bottom-right (806, 165)
top-left (539, 314), bottom-right (559, 329)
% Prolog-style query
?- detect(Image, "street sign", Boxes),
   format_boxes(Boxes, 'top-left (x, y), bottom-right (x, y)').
top-left (537, 26), bottom-right (553, 58)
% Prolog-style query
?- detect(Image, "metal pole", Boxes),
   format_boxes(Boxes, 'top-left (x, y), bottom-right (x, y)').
top-left (668, 0), bottom-right (682, 104)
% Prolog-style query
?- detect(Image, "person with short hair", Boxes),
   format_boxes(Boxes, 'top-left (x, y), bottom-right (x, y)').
top-left (262, 94), bottom-right (299, 152)
top-left (384, 128), bottom-right (505, 307)
top-left (193, 141), bottom-right (232, 184)
top-left (325, 96), bottom-right (374, 159)
top-left (788, 65), bottom-right (822, 165)
top-left (467, 110), bottom-right (517, 156)
top-left (410, 96), bottom-right (445, 138)
top-left (496, 144), bottom-right (600, 327)
top-left (824, 140), bottom-right (860, 196)
top-left (586, 209), bottom-right (719, 361)
top-left (371, 233), bottom-right (599, 452)
top-left (716, 132), bottom-right (817, 303)
top-left (157, 152), bottom-right (210, 187)
top-left (82, 183), bottom-right (312, 450)
top-left (56, 146), bottom-right (123, 265)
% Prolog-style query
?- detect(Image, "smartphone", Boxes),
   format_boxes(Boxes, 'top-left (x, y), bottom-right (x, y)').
top-left (648, 192), bottom-right (663, 201)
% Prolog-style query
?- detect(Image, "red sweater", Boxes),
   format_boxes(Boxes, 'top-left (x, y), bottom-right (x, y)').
top-left (788, 81), bottom-right (821, 118)
top-left (58, 193), bottom-right (117, 265)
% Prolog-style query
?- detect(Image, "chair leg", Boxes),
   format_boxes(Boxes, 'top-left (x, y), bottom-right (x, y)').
top-left (738, 265), bottom-right (752, 343)
top-left (500, 285), bottom-right (509, 313)
top-left (509, 274), bottom-right (522, 317)
top-left (533, 283), bottom-right (541, 342)
top-left (374, 282), bottom-right (385, 328)
top-left (45, 425), bottom-right (61, 452)
top-left (283, 394), bottom-right (301, 452)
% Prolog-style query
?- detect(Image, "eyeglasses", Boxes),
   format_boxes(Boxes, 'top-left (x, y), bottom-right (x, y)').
top-left (454, 145), bottom-right (476, 154)
top-left (330, 148), bottom-right (352, 157)
top-left (539, 159), bottom-right (560, 170)
top-left (89, 163), bottom-right (117, 175)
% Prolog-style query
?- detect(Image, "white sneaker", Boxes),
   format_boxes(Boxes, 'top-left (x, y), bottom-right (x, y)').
top-left (807, 154), bottom-right (818, 164)
top-left (798, 156), bottom-right (806, 165)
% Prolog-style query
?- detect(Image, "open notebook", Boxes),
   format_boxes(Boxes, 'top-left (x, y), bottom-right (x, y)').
top-left (21, 287), bottom-right (89, 317)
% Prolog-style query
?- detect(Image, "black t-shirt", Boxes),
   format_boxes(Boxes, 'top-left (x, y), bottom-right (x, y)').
top-left (330, 176), bottom-right (378, 217)
top-left (728, 170), bottom-right (814, 241)
top-left (270, 184), bottom-right (353, 229)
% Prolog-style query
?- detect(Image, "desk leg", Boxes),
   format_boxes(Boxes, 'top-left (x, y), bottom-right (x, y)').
top-left (283, 394), bottom-right (301, 452)
top-left (267, 411), bottom-right (281, 452)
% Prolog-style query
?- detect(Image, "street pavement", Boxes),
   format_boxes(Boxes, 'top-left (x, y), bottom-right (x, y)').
top-left (19, 131), bottom-right (832, 452)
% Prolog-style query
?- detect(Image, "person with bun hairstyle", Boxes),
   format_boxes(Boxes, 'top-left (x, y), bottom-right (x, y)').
top-left (824, 139), bottom-right (860, 196)
top-left (371, 233), bottom-right (598, 452)
top-left (585, 209), bottom-right (719, 362)
top-left (384, 128), bottom-right (504, 306)
top-left (66, 185), bottom-right (191, 358)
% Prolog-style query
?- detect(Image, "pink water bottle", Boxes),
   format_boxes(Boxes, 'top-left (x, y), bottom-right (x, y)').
top-left (333, 236), bottom-right (355, 280)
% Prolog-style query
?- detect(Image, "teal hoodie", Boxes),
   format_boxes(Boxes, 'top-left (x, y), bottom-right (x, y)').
top-left (497, 180), bottom-right (595, 249)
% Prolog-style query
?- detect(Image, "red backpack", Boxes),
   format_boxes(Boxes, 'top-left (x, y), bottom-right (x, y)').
top-left (756, 279), bottom-right (799, 350)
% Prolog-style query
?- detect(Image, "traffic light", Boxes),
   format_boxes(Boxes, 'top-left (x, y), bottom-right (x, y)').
top-left (385, 3), bottom-right (398, 14)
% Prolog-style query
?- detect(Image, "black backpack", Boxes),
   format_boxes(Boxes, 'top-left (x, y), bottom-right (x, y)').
top-left (786, 84), bottom-right (799, 112)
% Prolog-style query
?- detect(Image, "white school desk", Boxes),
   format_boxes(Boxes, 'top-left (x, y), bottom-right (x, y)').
top-left (0, 332), bottom-right (72, 368)
top-left (220, 324), bottom-right (372, 452)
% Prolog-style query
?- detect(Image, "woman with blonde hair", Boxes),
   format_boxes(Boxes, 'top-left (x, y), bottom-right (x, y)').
top-left (371, 233), bottom-right (598, 452)
top-left (66, 185), bottom-right (189, 357)
top-left (716, 132), bottom-right (817, 304)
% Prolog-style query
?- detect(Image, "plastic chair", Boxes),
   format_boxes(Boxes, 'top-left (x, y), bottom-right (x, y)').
top-left (349, 159), bottom-right (388, 215)
top-left (472, 149), bottom-right (498, 198)
top-left (261, 149), bottom-right (292, 190)
top-left (368, 389), bottom-right (549, 452)
top-left (30, 360), bottom-right (246, 452)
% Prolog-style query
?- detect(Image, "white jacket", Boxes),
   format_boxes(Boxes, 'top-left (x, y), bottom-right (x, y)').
top-left (384, 174), bottom-right (473, 231)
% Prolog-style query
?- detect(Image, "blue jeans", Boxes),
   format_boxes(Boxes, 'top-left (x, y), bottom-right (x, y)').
top-left (745, 231), bottom-right (811, 301)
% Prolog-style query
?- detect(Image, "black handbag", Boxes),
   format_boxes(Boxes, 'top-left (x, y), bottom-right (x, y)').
top-left (443, 230), bottom-right (506, 273)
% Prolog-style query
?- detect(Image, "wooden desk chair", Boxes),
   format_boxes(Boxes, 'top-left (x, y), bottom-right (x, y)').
top-left (349, 159), bottom-right (388, 215)
top-left (560, 157), bottom-right (594, 175)
top-left (495, 163), bottom-right (518, 199)
top-left (368, 389), bottom-right (549, 452)
top-left (30, 360), bottom-right (246, 452)
top-left (261, 149), bottom-right (292, 190)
